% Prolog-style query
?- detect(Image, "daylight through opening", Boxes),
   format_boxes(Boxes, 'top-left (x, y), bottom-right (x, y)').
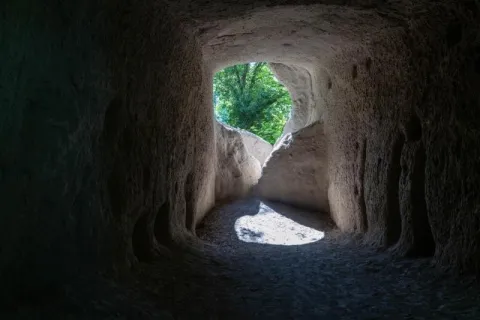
top-left (234, 202), bottom-right (325, 245)
top-left (213, 62), bottom-right (293, 145)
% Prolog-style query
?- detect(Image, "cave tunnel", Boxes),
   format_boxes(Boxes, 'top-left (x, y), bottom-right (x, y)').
top-left (2, 0), bottom-right (480, 318)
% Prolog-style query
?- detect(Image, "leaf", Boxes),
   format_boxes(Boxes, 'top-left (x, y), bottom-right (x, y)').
top-left (213, 62), bottom-right (292, 144)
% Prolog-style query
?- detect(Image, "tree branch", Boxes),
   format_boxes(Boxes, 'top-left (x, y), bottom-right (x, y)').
top-left (233, 66), bottom-right (243, 92)
top-left (248, 62), bottom-right (266, 91)
top-left (241, 63), bottom-right (250, 93)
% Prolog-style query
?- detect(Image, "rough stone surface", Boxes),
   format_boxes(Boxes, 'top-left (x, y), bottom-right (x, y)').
top-left (2, 0), bottom-right (480, 312)
top-left (0, 0), bottom-right (215, 302)
top-left (269, 63), bottom-right (323, 136)
top-left (221, 122), bottom-right (273, 165)
top-left (256, 121), bottom-right (329, 212)
top-left (7, 199), bottom-right (480, 319)
top-left (193, 199), bottom-right (480, 319)
top-left (215, 121), bottom-right (262, 202)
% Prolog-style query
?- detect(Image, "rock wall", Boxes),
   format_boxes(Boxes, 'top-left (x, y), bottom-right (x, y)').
top-left (0, 0), bottom-right (216, 301)
top-left (239, 129), bottom-right (273, 165)
top-left (256, 121), bottom-right (329, 212)
top-left (321, 3), bottom-right (480, 271)
top-left (215, 121), bottom-right (262, 202)
top-left (196, 1), bottom-right (480, 272)
top-left (220, 123), bottom-right (273, 164)
top-left (2, 0), bottom-right (480, 305)
top-left (269, 63), bottom-right (323, 136)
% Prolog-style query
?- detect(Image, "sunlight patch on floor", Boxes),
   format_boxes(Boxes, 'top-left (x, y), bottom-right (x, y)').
top-left (234, 202), bottom-right (324, 245)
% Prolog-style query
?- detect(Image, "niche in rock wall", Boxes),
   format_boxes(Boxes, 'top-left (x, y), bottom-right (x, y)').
top-left (356, 139), bottom-right (368, 232)
top-left (185, 172), bottom-right (195, 232)
top-left (132, 213), bottom-right (154, 262)
top-left (410, 143), bottom-right (435, 256)
top-left (403, 113), bottom-right (422, 142)
top-left (352, 64), bottom-right (358, 79)
top-left (154, 201), bottom-right (170, 245)
top-left (402, 113), bottom-right (433, 256)
top-left (396, 139), bottom-right (435, 257)
top-left (386, 132), bottom-right (405, 246)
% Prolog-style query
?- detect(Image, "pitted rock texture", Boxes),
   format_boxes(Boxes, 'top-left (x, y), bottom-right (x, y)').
top-left (269, 63), bottom-right (323, 137)
top-left (221, 123), bottom-right (273, 165)
top-left (215, 121), bottom-right (262, 202)
top-left (4, 199), bottom-right (480, 319)
top-left (1, 1), bottom-right (214, 301)
top-left (192, 198), bottom-right (480, 319)
top-left (256, 121), bottom-right (329, 212)
top-left (2, 0), bottom-right (480, 310)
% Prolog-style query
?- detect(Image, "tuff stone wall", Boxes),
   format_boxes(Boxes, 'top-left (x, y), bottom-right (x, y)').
top-left (0, 0), bottom-right (215, 300)
top-left (269, 63), bottom-right (323, 137)
top-left (220, 123), bottom-right (273, 165)
top-left (215, 121), bottom-right (262, 202)
top-left (1, 0), bottom-right (480, 305)
top-left (256, 121), bottom-right (329, 212)
top-left (196, 0), bottom-right (480, 271)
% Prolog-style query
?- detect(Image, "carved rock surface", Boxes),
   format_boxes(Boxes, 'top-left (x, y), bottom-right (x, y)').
top-left (215, 121), bottom-right (262, 202)
top-left (221, 123), bottom-right (273, 165)
top-left (1, 0), bottom-right (480, 307)
top-left (256, 121), bottom-right (329, 212)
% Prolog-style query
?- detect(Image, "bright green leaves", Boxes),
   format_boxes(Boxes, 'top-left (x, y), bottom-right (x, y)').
top-left (213, 62), bottom-right (292, 144)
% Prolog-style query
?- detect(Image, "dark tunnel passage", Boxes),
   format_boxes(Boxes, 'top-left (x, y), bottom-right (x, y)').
top-left (2, 0), bottom-right (480, 319)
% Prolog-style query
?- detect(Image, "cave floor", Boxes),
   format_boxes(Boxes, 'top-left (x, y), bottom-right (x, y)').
top-left (6, 198), bottom-right (480, 319)
top-left (138, 198), bottom-right (480, 319)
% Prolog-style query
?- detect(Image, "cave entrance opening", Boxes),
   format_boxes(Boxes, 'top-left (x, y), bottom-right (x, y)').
top-left (211, 62), bottom-right (331, 246)
top-left (213, 62), bottom-right (293, 147)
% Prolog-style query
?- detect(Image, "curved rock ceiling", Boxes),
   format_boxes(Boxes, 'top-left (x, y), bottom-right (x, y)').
top-left (1, 0), bottom-right (480, 310)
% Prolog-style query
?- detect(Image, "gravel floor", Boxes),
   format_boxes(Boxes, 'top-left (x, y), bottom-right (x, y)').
top-left (4, 197), bottom-right (480, 319)
top-left (189, 198), bottom-right (480, 320)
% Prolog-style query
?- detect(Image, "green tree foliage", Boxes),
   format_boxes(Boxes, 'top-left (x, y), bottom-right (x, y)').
top-left (213, 62), bottom-right (292, 144)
